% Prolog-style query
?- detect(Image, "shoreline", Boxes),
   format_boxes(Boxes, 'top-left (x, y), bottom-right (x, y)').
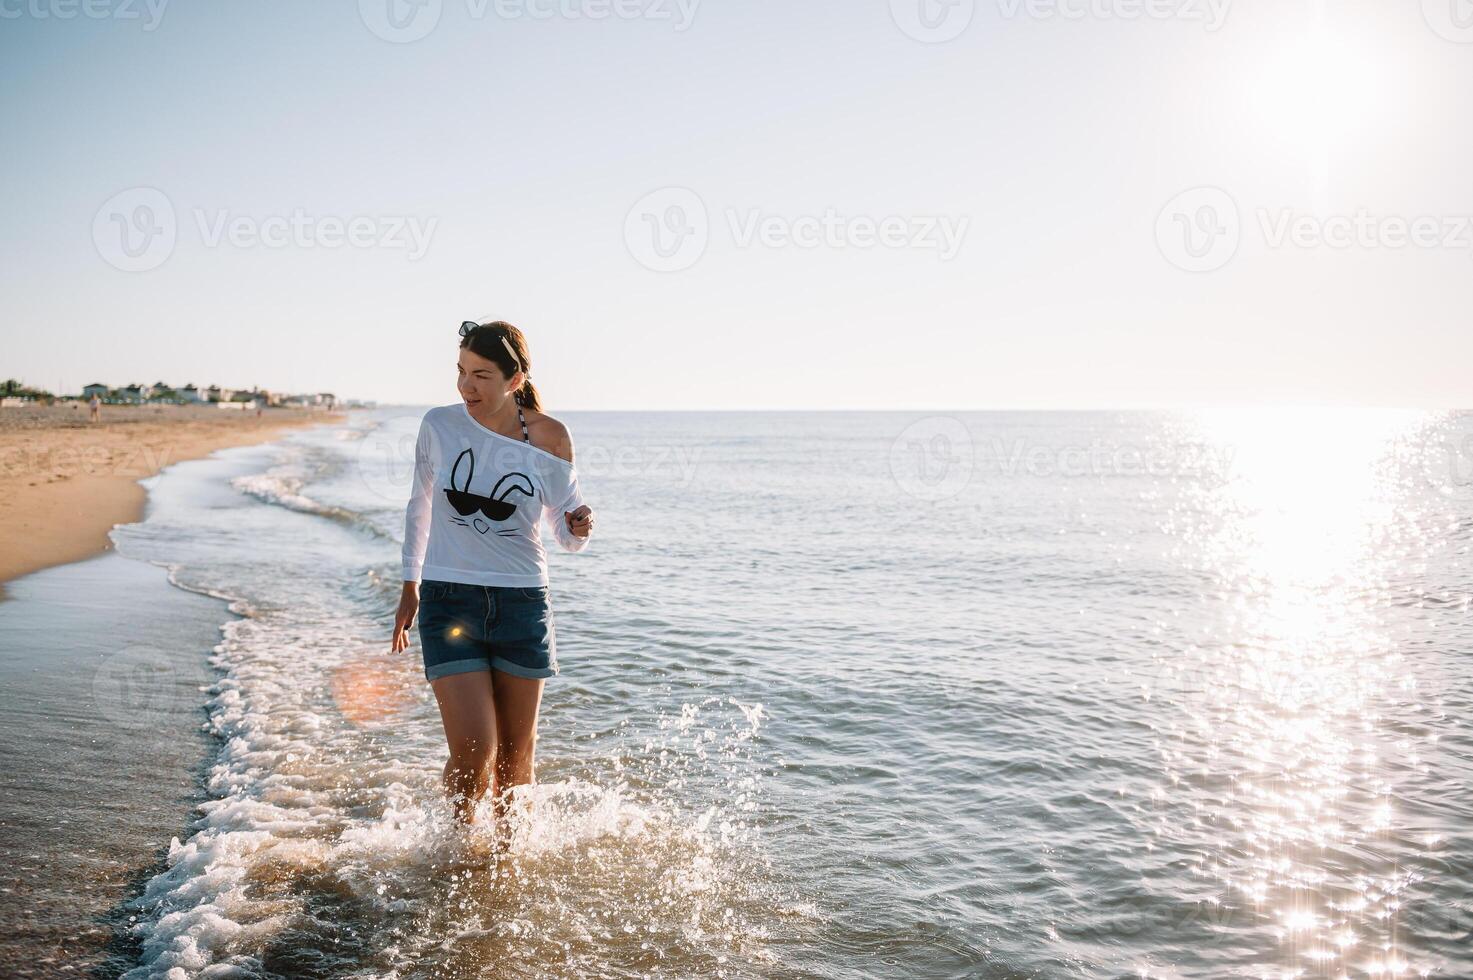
top-left (0, 403), bottom-right (348, 601)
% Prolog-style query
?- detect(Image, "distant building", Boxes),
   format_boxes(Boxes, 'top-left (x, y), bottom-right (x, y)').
top-left (76, 380), bottom-right (344, 409)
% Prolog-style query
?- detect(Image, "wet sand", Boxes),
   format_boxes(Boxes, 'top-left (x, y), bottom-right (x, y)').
top-left (0, 403), bottom-right (345, 600)
top-left (0, 550), bottom-right (228, 978)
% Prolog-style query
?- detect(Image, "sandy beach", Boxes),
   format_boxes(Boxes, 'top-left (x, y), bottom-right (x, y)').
top-left (0, 402), bottom-right (345, 599)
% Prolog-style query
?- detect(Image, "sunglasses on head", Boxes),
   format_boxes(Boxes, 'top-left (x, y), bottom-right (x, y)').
top-left (459, 320), bottom-right (523, 374)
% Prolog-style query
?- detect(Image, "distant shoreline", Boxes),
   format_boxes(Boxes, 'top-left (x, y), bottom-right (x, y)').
top-left (0, 402), bottom-right (348, 600)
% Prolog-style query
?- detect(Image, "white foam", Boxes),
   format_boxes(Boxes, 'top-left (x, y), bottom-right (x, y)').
top-left (230, 471), bottom-right (327, 517)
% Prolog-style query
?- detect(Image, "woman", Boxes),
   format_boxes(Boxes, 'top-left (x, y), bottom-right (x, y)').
top-left (391, 319), bottom-right (594, 832)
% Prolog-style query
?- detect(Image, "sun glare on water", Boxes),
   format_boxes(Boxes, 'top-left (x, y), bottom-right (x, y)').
top-left (1143, 407), bottom-right (1453, 978)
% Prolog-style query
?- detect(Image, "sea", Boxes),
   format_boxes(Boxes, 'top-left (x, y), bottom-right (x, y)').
top-left (0, 407), bottom-right (1469, 979)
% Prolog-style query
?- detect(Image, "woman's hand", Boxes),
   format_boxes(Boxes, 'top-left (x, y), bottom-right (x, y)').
top-left (565, 505), bottom-right (594, 539)
top-left (392, 583), bottom-right (419, 653)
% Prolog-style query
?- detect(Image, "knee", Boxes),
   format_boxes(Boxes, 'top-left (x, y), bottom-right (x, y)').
top-left (449, 735), bottom-right (496, 771)
top-left (496, 733), bottom-right (536, 768)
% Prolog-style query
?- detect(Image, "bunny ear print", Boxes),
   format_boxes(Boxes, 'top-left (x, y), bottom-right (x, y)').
top-left (490, 472), bottom-right (536, 504)
top-left (450, 447), bottom-right (475, 492)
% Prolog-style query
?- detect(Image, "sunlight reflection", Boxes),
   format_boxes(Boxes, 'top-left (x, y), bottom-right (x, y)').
top-left (1149, 407), bottom-right (1450, 979)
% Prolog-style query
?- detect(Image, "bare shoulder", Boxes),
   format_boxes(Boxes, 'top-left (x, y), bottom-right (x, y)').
top-left (525, 410), bottom-right (575, 464)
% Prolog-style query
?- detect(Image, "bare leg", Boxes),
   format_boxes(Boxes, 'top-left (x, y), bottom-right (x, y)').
top-left (430, 671), bottom-right (498, 825)
top-left (491, 670), bottom-right (546, 827)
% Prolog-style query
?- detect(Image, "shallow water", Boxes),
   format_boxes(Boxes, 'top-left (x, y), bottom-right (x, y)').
top-left (4, 407), bottom-right (1470, 978)
top-left (0, 550), bottom-right (225, 979)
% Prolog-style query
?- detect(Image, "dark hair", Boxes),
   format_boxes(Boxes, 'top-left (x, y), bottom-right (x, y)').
top-left (459, 320), bottom-right (541, 412)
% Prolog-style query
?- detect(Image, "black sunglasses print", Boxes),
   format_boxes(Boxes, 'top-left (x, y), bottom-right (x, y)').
top-left (444, 448), bottom-right (536, 535)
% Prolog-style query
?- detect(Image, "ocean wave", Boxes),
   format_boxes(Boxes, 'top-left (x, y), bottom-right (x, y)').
top-left (231, 471), bottom-right (393, 542)
top-left (116, 606), bottom-right (780, 978)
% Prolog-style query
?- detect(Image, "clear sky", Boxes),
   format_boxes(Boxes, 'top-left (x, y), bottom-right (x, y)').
top-left (2, 0), bottom-right (1469, 409)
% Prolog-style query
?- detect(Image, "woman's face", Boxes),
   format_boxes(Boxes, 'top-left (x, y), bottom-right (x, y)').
top-left (456, 347), bottom-right (518, 409)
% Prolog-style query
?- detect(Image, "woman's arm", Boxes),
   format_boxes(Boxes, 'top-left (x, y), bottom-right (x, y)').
top-left (547, 498), bottom-right (593, 552)
top-left (393, 416), bottom-right (434, 653)
top-left (539, 419), bottom-right (593, 552)
top-left (401, 415), bottom-right (434, 582)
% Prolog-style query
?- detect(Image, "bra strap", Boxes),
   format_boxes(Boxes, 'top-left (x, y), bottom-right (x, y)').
top-left (517, 403), bottom-right (531, 443)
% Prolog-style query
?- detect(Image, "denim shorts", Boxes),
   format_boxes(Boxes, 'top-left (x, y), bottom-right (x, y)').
top-left (417, 579), bottom-right (559, 682)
